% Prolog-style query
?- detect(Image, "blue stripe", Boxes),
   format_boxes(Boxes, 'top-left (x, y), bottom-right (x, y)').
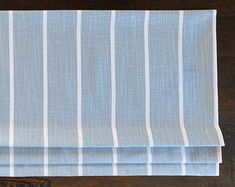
top-left (115, 11), bottom-right (149, 146)
top-left (183, 11), bottom-right (221, 145)
top-left (47, 11), bottom-right (78, 147)
top-left (149, 11), bottom-right (184, 145)
top-left (81, 11), bottom-right (113, 146)
top-left (14, 11), bottom-right (44, 147)
top-left (0, 12), bottom-right (10, 146)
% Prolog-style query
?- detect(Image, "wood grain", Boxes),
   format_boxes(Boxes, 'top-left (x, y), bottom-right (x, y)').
top-left (0, 0), bottom-right (234, 186)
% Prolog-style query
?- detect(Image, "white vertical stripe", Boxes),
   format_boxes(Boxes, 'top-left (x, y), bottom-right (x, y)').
top-left (144, 11), bottom-right (153, 176)
top-left (147, 147), bottom-right (152, 163)
top-left (111, 10), bottom-right (118, 176)
top-left (147, 163), bottom-right (152, 176)
top-left (77, 150), bottom-right (83, 176)
top-left (178, 11), bottom-right (189, 146)
top-left (147, 147), bottom-right (152, 175)
top-left (216, 163), bottom-right (220, 176)
top-left (181, 147), bottom-right (186, 163)
top-left (217, 147), bottom-right (222, 163)
top-left (181, 144), bottom-right (186, 176)
top-left (111, 11), bottom-right (118, 146)
top-left (78, 164), bottom-right (82, 176)
top-left (113, 147), bottom-right (118, 164)
top-left (181, 147), bottom-right (186, 175)
top-left (181, 163), bottom-right (186, 176)
top-left (178, 11), bottom-right (189, 176)
top-left (212, 10), bottom-right (225, 146)
top-left (77, 10), bottom-right (83, 176)
top-left (43, 11), bottom-right (48, 176)
top-left (112, 148), bottom-right (118, 175)
top-left (144, 11), bottom-right (154, 147)
top-left (9, 11), bottom-right (14, 177)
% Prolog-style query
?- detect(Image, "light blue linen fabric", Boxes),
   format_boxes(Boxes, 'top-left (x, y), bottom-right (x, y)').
top-left (0, 10), bottom-right (224, 147)
top-left (0, 163), bottom-right (219, 176)
top-left (0, 10), bottom-right (224, 176)
top-left (0, 147), bottom-right (221, 164)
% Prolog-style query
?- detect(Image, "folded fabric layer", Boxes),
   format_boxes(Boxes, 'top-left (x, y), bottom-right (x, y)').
top-left (0, 163), bottom-right (219, 176)
top-left (0, 10), bottom-right (224, 147)
top-left (0, 147), bottom-right (221, 164)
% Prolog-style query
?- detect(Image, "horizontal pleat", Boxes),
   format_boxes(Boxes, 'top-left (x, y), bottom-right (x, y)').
top-left (0, 147), bottom-right (221, 164)
top-left (0, 163), bottom-right (219, 176)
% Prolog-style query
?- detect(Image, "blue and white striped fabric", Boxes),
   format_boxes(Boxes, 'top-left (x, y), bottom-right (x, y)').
top-left (0, 147), bottom-right (221, 164)
top-left (0, 163), bottom-right (220, 176)
top-left (0, 10), bottom-right (224, 176)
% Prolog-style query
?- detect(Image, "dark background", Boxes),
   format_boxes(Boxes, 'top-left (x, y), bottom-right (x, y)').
top-left (0, 1), bottom-right (234, 186)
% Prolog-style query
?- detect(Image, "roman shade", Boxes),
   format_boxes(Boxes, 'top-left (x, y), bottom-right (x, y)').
top-left (0, 10), bottom-right (224, 176)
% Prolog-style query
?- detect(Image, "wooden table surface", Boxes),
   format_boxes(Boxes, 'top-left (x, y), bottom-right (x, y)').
top-left (0, 1), bottom-right (234, 186)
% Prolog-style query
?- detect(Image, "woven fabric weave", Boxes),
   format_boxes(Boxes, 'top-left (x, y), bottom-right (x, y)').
top-left (0, 10), bottom-right (224, 176)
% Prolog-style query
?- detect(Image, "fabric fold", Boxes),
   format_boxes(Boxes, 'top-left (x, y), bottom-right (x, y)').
top-left (0, 163), bottom-right (219, 176)
top-left (0, 147), bottom-right (221, 165)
